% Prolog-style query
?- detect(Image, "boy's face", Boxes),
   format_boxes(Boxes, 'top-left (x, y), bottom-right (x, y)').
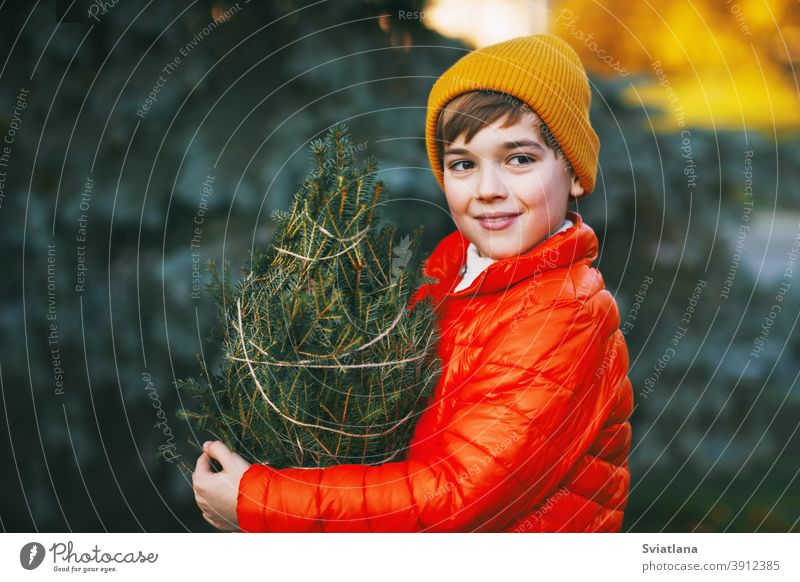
top-left (442, 112), bottom-right (584, 260)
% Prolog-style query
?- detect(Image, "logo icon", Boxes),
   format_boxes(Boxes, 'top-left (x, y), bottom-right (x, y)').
top-left (390, 234), bottom-right (412, 285)
top-left (20, 542), bottom-right (46, 570)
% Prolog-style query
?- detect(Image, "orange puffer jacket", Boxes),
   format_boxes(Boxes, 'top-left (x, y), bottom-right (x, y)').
top-left (237, 210), bottom-right (633, 532)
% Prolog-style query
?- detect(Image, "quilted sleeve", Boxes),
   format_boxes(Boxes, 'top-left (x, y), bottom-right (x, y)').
top-left (236, 298), bottom-right (618, 532)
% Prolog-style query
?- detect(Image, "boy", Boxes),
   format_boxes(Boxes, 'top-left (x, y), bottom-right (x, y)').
top-left (193, 33), bottom-right (633, 532)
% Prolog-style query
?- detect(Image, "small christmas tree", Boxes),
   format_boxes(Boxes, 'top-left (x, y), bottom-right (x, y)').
top-left (175, 124), bottom-right (440, 471)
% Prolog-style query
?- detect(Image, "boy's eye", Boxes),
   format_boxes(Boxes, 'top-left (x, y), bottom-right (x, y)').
top-left (448, 159), bottom-right (474, 172)
top-left (508, 154), bottom-right (535, 166)
top-left (447, 154), bottom-right (535, 172)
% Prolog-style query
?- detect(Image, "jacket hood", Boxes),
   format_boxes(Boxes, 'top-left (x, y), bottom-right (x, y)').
top-left (412, 210), bottom-right (599, 305)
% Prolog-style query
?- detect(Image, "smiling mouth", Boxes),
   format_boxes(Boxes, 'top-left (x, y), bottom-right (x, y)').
top-left (474, 213), bottom-right (521, 230)
top-left (475, 213), bottom-right (520, 220)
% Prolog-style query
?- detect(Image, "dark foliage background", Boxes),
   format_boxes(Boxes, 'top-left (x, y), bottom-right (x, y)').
top-left (1, 0), bottom-right (797, 532)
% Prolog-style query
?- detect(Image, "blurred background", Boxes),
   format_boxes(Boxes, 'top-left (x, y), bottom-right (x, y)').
top-left (1, 0), bottom-right (798, 532)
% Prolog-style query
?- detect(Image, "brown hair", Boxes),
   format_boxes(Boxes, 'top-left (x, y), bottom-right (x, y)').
top-left (434, 90), bottom-right (574, 176)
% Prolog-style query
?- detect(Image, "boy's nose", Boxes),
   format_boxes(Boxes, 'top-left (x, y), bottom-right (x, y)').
top-left (475, 164), bottom-right (509, 202)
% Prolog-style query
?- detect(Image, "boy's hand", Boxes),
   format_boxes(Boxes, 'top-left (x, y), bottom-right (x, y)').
top-left (192, 441), bottom-right (251, 532)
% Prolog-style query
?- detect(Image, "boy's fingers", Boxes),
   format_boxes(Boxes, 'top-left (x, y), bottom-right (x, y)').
top-left (204, 440), bottom-right (234, 467)
top-left (193, 452), bottom-right (212, 477)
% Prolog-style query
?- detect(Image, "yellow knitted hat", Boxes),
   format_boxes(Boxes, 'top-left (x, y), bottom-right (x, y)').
top-left (425, 33), bottom-right (599, 195)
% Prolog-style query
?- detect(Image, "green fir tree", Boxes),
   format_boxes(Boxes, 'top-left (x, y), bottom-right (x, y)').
top-left (175, 123), bottom-right (440, 471)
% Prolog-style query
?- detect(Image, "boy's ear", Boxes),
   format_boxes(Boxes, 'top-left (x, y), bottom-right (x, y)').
top-left (569, 173), bottom-right (585, 199)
